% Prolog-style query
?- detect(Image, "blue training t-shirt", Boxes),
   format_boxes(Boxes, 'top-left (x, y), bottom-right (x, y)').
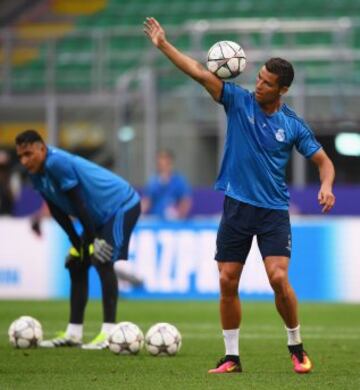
top-left (216, 82), bottom-right (322, 210)
top-left (30, 146), bottom-right (140, 227)
top-left (144, 172), bottom-right (191, 218)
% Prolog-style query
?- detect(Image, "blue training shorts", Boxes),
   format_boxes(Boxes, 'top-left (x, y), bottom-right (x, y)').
top-left (215, 196), bottom-right (291, 262)
top-left (96, 201), bottom-right (141, 261)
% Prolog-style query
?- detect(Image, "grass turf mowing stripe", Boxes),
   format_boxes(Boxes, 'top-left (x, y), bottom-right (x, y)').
top-left (1, 300), bottom-right (360, 390)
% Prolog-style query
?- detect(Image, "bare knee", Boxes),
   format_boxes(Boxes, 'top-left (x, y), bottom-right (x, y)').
top-left (269, 269), bottom-right (289, 296)
top-left (219, 271), bottom-right (239, 298)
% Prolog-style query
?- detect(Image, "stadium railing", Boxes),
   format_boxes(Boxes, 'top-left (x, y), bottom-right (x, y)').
top-left (1, 17), bottom-right (360, 94)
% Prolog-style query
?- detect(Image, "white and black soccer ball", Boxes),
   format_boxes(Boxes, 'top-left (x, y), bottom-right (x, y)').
top-left (108, 321), bottom-right (144, 355)
top-left (206, 40), bottom-right (246, 79)
top-left (145, 322), bottom-right (182, 356)
top-left (8, 315), bottom-right (43, 349)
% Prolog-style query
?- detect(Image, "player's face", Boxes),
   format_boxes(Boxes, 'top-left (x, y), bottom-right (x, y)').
top-left (255, 66), bottom-right (287, 104)
top-left (16, 142), bottom-right (47, 174)
top-left (157, 153), bottom-right (173, 175)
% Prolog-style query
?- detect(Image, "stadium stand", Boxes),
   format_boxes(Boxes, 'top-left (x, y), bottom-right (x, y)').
top-left (1, 0), bottom-right (360, 93)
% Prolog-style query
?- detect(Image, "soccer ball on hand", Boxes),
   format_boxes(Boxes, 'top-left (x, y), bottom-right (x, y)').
top-left (145, 322), bottom-right (182, 356)
top-left (8, 316), bottom-right (43, 349)
top-left (108, 321), bottom-right (144, 355)
top-left (206, 40), bottom-right (246, 79)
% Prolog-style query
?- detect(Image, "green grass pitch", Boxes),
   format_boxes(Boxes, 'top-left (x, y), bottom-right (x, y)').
top-left (1, 300), bottom-right (360, 389)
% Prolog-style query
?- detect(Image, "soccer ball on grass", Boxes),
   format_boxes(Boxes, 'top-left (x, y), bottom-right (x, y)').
top-left (108, 321), bottom-right (144, 355)
top-left (8, 316), bottom-right (43, 349)
top-left (145, 322), bottom-right (182, 356)
top-left (206, 40), bottom-right (246, 79)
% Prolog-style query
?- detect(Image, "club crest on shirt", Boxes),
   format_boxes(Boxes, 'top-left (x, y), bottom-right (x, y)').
top-left (275, 128), bottom-right (285, 142)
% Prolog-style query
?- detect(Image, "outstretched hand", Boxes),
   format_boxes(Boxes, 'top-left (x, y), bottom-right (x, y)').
top-left (318, 185), bottom-right (335, 213)
top-left (143, 17), bottom-right (166, 48)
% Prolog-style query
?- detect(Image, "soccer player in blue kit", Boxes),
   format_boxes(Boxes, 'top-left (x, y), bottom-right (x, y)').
top-left (144, 18), bottom-right (336, 374)
top-left (15, 130), bottom-right (141, 350)
top-left (142, 149), bottom-right (192, 220)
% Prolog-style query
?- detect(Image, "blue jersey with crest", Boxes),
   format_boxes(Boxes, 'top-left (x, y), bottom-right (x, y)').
top-left (30, 146), bottom-right (139, 227)
top-left (216, 82), bottom-right (321, 210)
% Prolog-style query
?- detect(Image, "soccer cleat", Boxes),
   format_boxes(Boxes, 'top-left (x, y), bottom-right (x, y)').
top-left (290, 349), bottom-right (312, 374)
top-left (81, 331), bottom-right (109, 350)
top-left (208, 357), bottom-right (242, 374)
top-left (39, 331), bottom-right (82, 348)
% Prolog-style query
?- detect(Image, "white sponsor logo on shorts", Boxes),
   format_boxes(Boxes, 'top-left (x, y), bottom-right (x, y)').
top-left (286, 234), bottom-right (292, 251)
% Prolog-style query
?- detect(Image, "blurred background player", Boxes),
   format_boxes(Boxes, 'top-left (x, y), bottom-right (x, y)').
top-left (141, 149), bottom-right (192, 220)
top-left (15, 129), bottom-right (141, 349)
top-left (144, 17), bottom-right (335, 374)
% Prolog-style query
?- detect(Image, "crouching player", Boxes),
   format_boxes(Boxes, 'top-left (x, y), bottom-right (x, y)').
top-left (16, 130), bottom-right (140, 349)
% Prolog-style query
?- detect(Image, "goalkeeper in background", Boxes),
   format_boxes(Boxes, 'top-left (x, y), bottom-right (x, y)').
top-left (15, 130), bottom-right (141, 350)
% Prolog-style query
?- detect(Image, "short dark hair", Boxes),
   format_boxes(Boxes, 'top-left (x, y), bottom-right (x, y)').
top-left (158, 149), bottom-right (174, 161)
top-left (265, 58), bottom-right (294, 88)
top-left (15, 130), bottom-right (45, 146)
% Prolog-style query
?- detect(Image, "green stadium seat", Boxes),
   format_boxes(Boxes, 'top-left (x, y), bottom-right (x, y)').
top-left (7, 0), bottom-right (360, 92)
top-left (11, 69), bottom-right (45, 92)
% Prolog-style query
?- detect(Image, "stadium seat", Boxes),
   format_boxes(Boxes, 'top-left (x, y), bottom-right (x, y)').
top-left (3, 0), bottom-right (360, 93)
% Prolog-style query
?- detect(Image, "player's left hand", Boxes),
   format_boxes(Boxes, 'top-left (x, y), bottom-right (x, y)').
top-left (92, 238), bottom-right (113, 263)
top-left (318, 185), bottom-right (335, 213)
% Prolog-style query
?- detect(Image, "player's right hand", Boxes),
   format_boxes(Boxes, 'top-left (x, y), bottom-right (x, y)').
top-left (65, 244), bottom-right (92, 268)
top-left (65, 246), bottom-right (81, 268)
top-left (65, 238), bottom-right (113, 267)
top-left (144, 17), bottom-right (166, 48)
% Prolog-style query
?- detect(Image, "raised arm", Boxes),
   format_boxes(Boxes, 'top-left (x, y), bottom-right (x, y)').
top-left (143, 17), bottom-right (223, 101)
top-left (310, 149), bottom-right (335, 213)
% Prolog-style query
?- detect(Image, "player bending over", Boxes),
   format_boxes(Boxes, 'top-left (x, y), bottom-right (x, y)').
top-left (16, 130), bottom-right (141, 350)
top-left (144, 17), bottom-right (335, 374)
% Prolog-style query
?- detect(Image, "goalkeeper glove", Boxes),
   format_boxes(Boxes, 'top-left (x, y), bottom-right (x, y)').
top-left (66, 238), bottom-right (113, 266)
top-left (65, 246), bottom-right (81, 268)
top-left (93, 238), bottom-right (114, 263)
top-left (65, 243), bottom-right (93, 268)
